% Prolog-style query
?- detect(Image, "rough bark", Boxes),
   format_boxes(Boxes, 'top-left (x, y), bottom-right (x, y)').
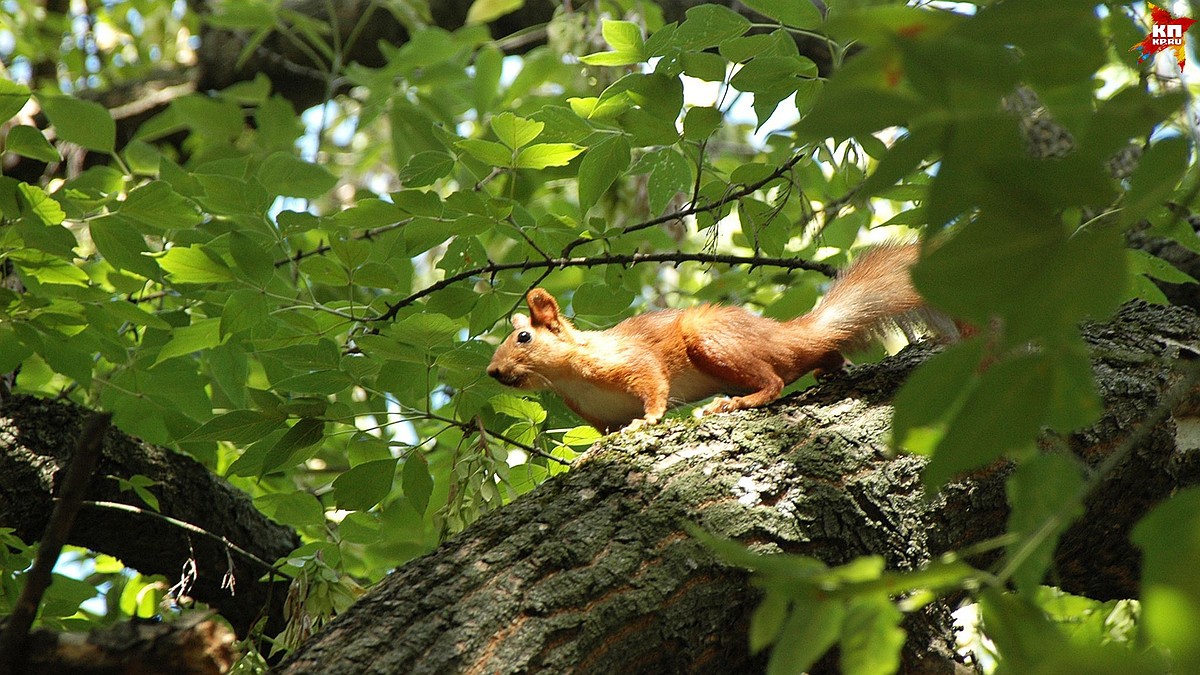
top-left (0, 395), bottom-right (300, 637)
top-left (276, 301), bottom-right (1200, 675)
top-left (13, 612), bottom-right (235, 675)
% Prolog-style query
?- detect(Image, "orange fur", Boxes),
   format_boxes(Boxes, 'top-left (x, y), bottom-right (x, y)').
top-left (487, 243), bottom-right (942, 433)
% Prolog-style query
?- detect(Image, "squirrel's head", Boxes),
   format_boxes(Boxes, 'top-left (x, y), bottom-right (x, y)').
top-left (487, 288), bottom-right (579, 390)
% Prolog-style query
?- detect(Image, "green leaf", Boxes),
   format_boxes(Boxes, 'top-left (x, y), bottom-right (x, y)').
top-left (730, 56), bottom-right (808, 95)
top-left (258, 152), bottom-right (339, 199)
top-left (601, 19), bottom-right (644, 54)
top-left (573, 282), bottom-right (634, 316)
top-left (490, 394), bottom-right (547, 424)
top-left (682, 106), bottom-right (723, 141)
top-left (491, 112), bottom-right (544, 149)
top-left (172, 94), bottom-right (243, 141)
top-left (1129, 248), bottom-right (1198, 285)
top-left (90, 216), bottom-right (161, 279)
top-left (465, 0), bottom-right (523, 24)
top-left (457, 138), bottom-right (513, 166)
top-left (41, 574), bottom-right (100, 619)
top-left (393, 312), bottom-right (459, 350)
top-left (206, 2), bottom-right (275, 29)
top-left (0, 79), bottom-right (31, 123)
top-left (577, 135), bottom-right (631, 214)
top-left (262, 418), bottom-right (327, 475)
top-left (473, 45), bottom-right (504, 113)
top-left (39, 95), bottom-right (115, 153)
top-left (795, 51), bottom-right (926, 142)
top-left (1120, 136), bottom-right (1188, 227)
top-left (5, 125), bottom-right (61, 162)
top-left (194, 174), bottom-right (271, 217)
top-left (1005, 453), bottom-right (1085, 595)
top-left (121, 139), bottom-right (160, 174)
top-left (119, 181), bottom-right (203, 231)
top-left (333, 459), bottom-right (397, 511)
top-left (980, 589), bottom-right (1163, 674)
top-left (579, 51), bottom-right (644, 67)
top-left (96, 300), bottom-right (172, 330)
top-left (272, 369), bottom-right (354, 395)
top-left (154, 318), bottom-right (224, 366)
top-left (1040, 338), bottom-right (1102, 431)
top-left (16, 183), bottom-right (65, 225)
top-left (580, 19), bottom-right (646, 66)
top-left (674, 5), bottom-right (752, 51)
top-left (398, 151), bottom-right (455, 187)
top-left (117, 475), bottom-right (161, 512)
top-left (858, 126), bottom-right (943, 199)
top-left (332, 198), bottom-right (403, 229)
top-left (912, 214), bottom-right (1125, 339)
top-left (767, 595), bottom-right (844, 675)
top-left (749, 593), bottom-right (789, 653)
top-left (0, 326), bottom-right (33, 374)
top-left (402, 453), bottom-right (435, 516)
top-left (187, 409), bottom-right (286, 444)
top-left (228, 232), bottom-right (275, 287)
top-left (155, 246), bottom-right (235, 284)
top-left (922, 353), bottom-right (1051, 488)
top-left (741, 0), bottom-right (822, 28)
top-left (9, 250), bottom-right (88, 286)
top-left (647, 149), bottom-right (693, 215)
top-left (515, 143), bottom-right (585, 169)
top-left (256, 491), bottom-right (325, 528)
top-left (840, 596), bottom-right (905, 675)
top-left (1132, 487), bottom-right (1200, 672)
top-left (16, 323), bottom-right (93, 385)
top-left (561, 426), bottom-right (602, 448)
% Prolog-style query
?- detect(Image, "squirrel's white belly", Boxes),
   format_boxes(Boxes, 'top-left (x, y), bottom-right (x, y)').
top-left (554, 377), bottom-right (645, 424)
top-left (668, 369), bottom-right (731, 403)
top-left (554, 369), bottom-right (731, 427)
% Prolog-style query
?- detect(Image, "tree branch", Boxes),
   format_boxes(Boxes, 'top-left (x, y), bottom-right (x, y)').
top-left (374, 251), bottom-right (837, 323)
top-left (0, 396), bottom-right (300, 637)
top-left (0, 413), bottom-right (110, 674)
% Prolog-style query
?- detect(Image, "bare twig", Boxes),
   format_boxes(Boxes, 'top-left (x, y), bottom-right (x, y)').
top-left (374, 250), bottom-right (836, 323)
top-left (78, 501), bottom-right (286, 578)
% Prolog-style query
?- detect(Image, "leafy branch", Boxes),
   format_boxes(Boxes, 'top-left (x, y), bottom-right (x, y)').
top-left (560, 151), bottom-right (810, 257)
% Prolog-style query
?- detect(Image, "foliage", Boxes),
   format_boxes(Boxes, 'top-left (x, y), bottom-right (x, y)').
top-left (2, 0), bottom-right (1200, 672)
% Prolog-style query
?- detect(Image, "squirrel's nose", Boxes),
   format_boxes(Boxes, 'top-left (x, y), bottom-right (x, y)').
top-left (487, 366), bottom-right (501, 379)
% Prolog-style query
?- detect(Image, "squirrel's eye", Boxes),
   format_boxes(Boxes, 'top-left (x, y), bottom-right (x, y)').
top-left (516, 330), bottom-right (532, 344)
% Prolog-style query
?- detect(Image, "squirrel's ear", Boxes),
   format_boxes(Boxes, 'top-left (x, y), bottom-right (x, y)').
top-left (511, 313), bottom-right (531, 330)
top-left (526, 288), bottom-right (561, 329)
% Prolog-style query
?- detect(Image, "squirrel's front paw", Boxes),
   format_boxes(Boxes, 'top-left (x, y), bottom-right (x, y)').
top-left (623, 414), bottom-right (661, 432)
top-left (697, 397), bottom-right (737, 416)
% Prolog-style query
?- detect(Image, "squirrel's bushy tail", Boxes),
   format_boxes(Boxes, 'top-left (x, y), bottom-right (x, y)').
top-left (792, 243), bottom-right (935, 349)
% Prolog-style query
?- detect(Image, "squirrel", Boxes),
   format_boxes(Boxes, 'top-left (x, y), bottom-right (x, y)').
top-left (486, 243), bottom-right (940, 434)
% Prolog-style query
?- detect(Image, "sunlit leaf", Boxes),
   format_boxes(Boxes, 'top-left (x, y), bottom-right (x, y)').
top-left (39, 95), bottom-right (115, 153)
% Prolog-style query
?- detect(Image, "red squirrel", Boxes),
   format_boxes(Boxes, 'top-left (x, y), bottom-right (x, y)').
top-left (487, 243), bottom-right (931, 433)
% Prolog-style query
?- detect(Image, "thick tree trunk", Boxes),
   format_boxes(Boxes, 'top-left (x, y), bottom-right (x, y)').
top-left (278, 301), bottom-right (1200, 675)
top-left (0, 395), bottom-right (299, 636)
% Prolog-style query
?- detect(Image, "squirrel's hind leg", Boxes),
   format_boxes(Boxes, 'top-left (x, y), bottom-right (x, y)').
top-left (682, 334), bottom-right (786, 416)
